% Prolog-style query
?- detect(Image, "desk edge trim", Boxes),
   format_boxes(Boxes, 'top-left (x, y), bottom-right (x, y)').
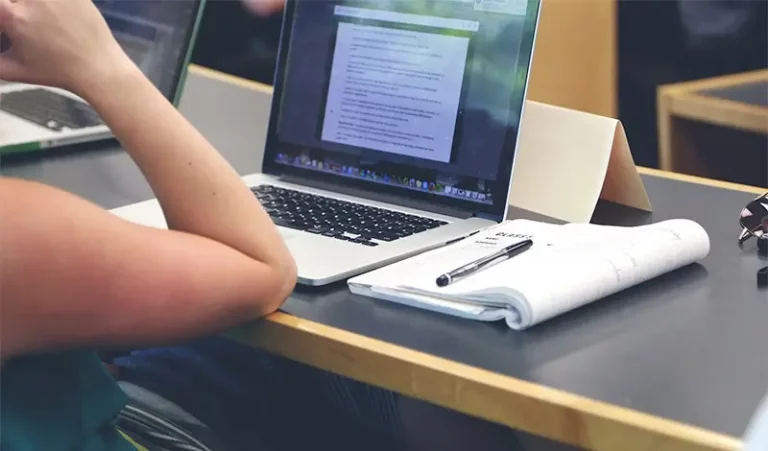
top-left (189, 64), bottom-right (273, 94)
top-left (230, 312), bottom-right (742, 451)
top-left (637, 167), bottom-right (765, 193)
top-left (661, 90), bottom-right (768, 135)
top-left (658, 69), bottom-right (768, 94)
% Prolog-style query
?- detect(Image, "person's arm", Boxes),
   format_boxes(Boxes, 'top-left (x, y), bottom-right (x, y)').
top-left (0, 0), bottom-right (296, 359)
top-left (0, 176), bottom-right (295, 358)
top-left (80, 57), bottom-right (293, 275)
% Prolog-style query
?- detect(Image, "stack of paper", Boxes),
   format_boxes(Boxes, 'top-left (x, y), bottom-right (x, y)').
top-left (348, 219), bottom-right (710, 330)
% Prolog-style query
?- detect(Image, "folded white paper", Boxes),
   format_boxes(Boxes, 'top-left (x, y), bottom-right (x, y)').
top-left (348, 219), bottom-right (710, 330)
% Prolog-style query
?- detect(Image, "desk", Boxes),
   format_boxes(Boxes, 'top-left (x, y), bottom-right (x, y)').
top-left (2, 65), bottom-right (767, 451)
top-left (657, 70), bottom-right (768, 187)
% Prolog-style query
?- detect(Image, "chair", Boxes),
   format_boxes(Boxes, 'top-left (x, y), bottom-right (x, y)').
top-left (116, 380), bottom-right (232, 451)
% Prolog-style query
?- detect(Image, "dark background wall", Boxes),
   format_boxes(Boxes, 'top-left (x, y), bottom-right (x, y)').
top-left (191, 0), bottom-right (283, 85)
top-left (617, 0), bottom-right (767, 168)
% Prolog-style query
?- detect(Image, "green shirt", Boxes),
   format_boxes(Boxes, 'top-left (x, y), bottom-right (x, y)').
top-left (1, 350), bottom-right (138, 451)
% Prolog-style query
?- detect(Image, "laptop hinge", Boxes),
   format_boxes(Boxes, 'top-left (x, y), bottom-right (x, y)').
top-left (473, 211), bottom-right (501, 221)
top-left (277, 174), bottom-right (474, 219)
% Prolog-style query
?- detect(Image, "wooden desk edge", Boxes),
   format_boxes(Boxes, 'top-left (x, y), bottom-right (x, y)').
top-left (637, 167), bottom-right (765, 194)
top-left (189, 64), bottom-right (274, 94)
top-left (190, 65), bottom-right (750, 450)
top-left (658, 69), bottom-right (768, 94)
top-left (229, 313), bottom-right (741, 451)
top-left (658, 88), bottom-right (768, 136)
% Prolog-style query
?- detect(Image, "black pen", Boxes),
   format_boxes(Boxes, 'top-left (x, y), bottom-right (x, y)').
top-left (436, 239), bottom-right (533, 287)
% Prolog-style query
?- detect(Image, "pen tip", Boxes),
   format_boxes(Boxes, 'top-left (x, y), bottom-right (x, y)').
top-left (436, 275), bottom-right (449, 287)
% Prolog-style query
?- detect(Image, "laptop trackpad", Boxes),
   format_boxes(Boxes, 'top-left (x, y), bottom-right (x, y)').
top-left (280, 230), bottom-right (298, 241)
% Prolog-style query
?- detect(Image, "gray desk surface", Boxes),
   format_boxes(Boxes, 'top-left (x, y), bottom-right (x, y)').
top-left (2, 66), bottom-right (767, 450)
top-left (700, 81), bottom-right (768, 109)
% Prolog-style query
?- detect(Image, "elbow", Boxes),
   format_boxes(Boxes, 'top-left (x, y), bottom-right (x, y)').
top-left (275, 255), bottom-right (299, 310)
top-left (260, 253), bottom-right (298, 316)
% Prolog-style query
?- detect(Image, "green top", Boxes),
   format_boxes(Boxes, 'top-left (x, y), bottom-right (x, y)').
top-left (1, 350), bottom-right (137, 451)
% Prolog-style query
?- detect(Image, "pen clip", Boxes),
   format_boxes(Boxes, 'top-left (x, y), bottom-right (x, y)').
top-left (445, 230), bottom-right (480, 246)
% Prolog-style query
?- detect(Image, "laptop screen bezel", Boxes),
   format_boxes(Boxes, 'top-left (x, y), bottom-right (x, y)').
top-left (0, 0), bottom-right (206, 156)
top-left (263, 0), bottom-right (541, 221)
top-left (167, 0), bottom-right (207, 107)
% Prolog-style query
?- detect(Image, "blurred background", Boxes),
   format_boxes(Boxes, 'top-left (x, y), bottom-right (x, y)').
top-left (190, 0), bottom-right (768, 187)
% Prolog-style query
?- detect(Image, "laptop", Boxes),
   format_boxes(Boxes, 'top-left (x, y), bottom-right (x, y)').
top-left (111, 0), bottom-right (542, 286)
top-left (0, 0), bottom-right (206, 155)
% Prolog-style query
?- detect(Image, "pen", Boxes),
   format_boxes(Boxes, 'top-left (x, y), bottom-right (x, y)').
top-left (436, 239), bottom-right (533, 287)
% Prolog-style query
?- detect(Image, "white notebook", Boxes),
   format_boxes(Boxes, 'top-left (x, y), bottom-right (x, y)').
top-left (348, 219), bottom-right (711, 330)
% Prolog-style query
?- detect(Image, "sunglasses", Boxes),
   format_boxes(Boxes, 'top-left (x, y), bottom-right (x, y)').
top-left (739, 192), bottom-right (768, 244)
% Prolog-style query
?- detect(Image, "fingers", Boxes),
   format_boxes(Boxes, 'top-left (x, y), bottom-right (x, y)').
top-left (241, 0), bottom-right (284, 16)
top-left (0, 0), bottom-right (21, 81)
top-left (0, 0), bottom-right (11, 23)
top-left (0, 0), bottom-right (16, 81)
top-left (0, 50), bottom-right (22, 81)
top-left (0, 0), bottom-right (17, 33)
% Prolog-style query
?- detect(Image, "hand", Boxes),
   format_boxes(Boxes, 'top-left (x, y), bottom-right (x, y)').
top-left (241, 0), bottom-right (285, 16)
top-left (0, 0), bottom-right (134, 95)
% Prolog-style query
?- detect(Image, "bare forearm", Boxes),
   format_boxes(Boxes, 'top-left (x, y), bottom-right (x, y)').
top-left (79, 64), bottom-right (291, 269)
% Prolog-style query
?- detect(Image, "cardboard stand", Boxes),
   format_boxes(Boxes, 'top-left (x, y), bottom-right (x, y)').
top-left (508, 101), bottom-right (652, 223)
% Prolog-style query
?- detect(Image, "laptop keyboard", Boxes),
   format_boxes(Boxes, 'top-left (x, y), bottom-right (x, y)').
top-left (252, 185), bottom-right (448, 246)
top-left (0, 88), bottom-right (103, 131)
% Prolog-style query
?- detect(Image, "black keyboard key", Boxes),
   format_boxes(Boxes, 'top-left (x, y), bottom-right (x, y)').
top-left (251, 185), bottom-right (448, 246)
top-left (272, 217), bottom-right (305, 231)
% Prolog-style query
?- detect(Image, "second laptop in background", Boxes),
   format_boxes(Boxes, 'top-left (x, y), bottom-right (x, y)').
top-left (0, 0), bottom-right (204, 153)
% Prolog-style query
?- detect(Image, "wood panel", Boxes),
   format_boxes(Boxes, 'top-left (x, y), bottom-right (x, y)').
top-left (657, 69), bottom-right (768, 186)
top-left (527, 0), bottom-right (617, 118)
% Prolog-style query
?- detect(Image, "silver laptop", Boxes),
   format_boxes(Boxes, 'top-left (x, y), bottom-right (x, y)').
top-left (0, 0), bottom-right (205, 155)
top-left (112, 0), bottom-right (542, 286)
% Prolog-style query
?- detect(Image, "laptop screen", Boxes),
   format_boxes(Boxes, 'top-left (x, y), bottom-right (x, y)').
top-left (264, 0), bottom-right (540, 220)
top-left (94, 0), bottom-right (202, 102)
top-left (0, 0), bottom-right (203, 152)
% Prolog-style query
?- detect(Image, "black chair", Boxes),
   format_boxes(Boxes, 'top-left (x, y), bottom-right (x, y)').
top-left (116, 380), bottom-right (232, 451)
top-left (99, 349), bottom-right (230, 450)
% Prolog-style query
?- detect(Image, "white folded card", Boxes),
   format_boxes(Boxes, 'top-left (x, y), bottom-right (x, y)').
top-left (348, 219), bottom-right (711, 330)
